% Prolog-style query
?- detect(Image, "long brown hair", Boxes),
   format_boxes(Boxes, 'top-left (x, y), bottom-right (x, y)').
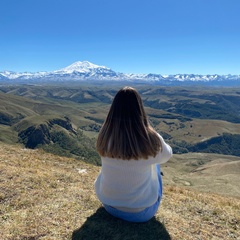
top-left (96, 86), bottom-right (162, 160)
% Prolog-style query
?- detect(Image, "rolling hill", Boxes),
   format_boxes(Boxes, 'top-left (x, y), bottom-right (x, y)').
top-left (1, 85), bottom-right (240, 159)
top-left (0, 84), bottom-right (240, 239)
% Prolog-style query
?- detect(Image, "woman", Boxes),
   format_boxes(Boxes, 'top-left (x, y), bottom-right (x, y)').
top-left (94, 86), bottom-right (172, 222)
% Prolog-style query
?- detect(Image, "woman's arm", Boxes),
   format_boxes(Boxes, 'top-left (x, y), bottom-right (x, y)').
top-left (157, 134), bottom-right (173, 164)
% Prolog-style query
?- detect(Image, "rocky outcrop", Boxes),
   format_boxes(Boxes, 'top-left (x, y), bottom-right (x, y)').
top-left (48, 118), bottom-right (76, 134)
top-left (18, 117), bottom-right (76, 149)
top-left (18, 124), bottom-right (51, 148)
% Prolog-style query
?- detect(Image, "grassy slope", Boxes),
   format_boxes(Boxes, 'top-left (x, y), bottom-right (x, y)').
top-left (0, 143), bottom-right (239, 240)
top-left (161, 153), bottom-right (240, 198)
top-left (154, 117), bottom-right (240, 144)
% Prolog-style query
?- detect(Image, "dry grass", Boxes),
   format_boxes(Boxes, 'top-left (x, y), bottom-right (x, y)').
top-left (162, 153), bottom-right (240, 198)
top-left (0, 143), bottom-right (239, 240)
top-left (159, 186), bottom-right (239, 240)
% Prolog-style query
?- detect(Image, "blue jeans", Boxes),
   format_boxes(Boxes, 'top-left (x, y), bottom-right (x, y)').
top-left (103, 164), bottom-right (162, 223)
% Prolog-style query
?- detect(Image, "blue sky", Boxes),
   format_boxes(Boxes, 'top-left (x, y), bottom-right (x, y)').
top-left (0, 0), bottom-right (240, 74)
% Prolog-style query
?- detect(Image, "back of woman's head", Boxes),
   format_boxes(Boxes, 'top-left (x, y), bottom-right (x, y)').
top-left (96, 86), bottom-right (161, 160)
top-left (108, 86), bottom-right (147, 125)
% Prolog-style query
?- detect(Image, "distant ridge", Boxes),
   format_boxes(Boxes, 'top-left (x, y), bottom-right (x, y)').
top-left (1, 61), bottom-right (240, 86)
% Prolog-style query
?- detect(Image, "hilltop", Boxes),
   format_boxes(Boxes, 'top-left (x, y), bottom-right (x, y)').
top-left (0, 143), bottom-right (239, 240)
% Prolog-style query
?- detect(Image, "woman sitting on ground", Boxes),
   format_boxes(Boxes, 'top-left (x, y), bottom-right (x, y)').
top-left (95, 86), bottom-right (172, 222)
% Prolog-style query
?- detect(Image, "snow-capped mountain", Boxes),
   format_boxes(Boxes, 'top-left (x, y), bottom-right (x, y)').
top-left (0, 61), bottom-right (240, 86)
top-left (54, 61), bottom-right (110, 74)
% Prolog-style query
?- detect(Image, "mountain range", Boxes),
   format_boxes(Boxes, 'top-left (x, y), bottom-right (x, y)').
top-left (1, 61), bottom-right (240, 86)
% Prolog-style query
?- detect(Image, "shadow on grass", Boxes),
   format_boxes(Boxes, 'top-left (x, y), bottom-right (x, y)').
top-left (72, 207), bottom-right (171, 240)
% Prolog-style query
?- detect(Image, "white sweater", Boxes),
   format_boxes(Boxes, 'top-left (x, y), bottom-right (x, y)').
top-left (94, 135), bottom-right (172, 209)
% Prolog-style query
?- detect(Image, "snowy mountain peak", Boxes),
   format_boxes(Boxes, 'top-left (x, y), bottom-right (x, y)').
top-left (0, 61), bottom-right (240, 86)
top-left (55, 61), bottom-right (109, 74)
